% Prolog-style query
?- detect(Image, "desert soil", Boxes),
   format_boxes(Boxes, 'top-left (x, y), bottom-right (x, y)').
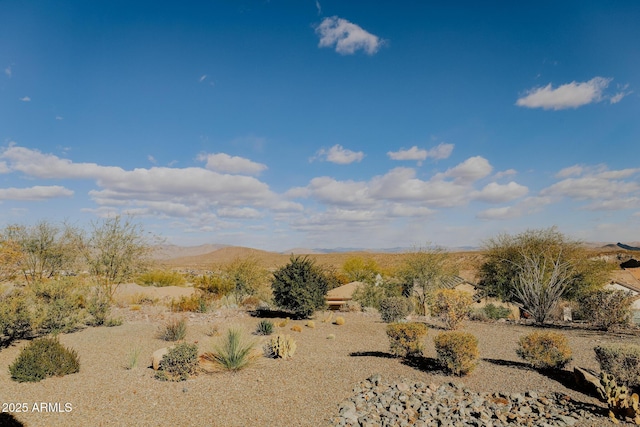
top-left (1, 284), bottom-right (639, 426)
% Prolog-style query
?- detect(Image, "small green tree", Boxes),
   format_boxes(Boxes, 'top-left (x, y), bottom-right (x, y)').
top-left (78, 216), bottom-right (153, 300)
top-left (342, 256), bottom-right (381, 283)
top-left (397, 246), bottom-right (458, 316)
top-left (221, 256), bottom-right (269, 303)
top-left (271, 255), bottom-right (329, 318)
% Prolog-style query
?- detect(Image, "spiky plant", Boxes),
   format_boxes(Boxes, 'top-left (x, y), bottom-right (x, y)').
top-left (200, 328), bottom-right (260, 372)
top-left (255, 320), bottom-right (274, 336)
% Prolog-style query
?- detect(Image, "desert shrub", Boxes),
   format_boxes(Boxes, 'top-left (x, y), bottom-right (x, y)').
top-left (155, 342), bottom-right (198, 381)
top-left (136, 269), bottom-right (186, 287)
top-left (333, 316), bottom-right (345, 326)
top-left (305, 320), bottom-right (315, 328)
top-left (169, 293), bottom-right (209, 313)
top-left (579, 289), bottom-right (634, 330)
top-left (0, 290), bottom-right (35, 343)
top-left (241, 295), bottom-right (261, 309)
top-left (86, 286), bottom-right (112, 326)
top-left (200, 328), bottom-right (259, 372)
top-left (291, 325), bottom-right (302, 332)
top-left (594, 343), bottom-right (640, 390)
top-left (255, 320), bottom-right (274, 336)
top-left (434, 331), bottom-right (479, 376)
top-left (340, 300), bottom-right (361, 312)
top-left (264, 334), bottom-right (296, 359)
top-left (105, 317), bottom-right (123, 327)
top-left (379, 296), bottom-right (413, 323)
top-left (9, 337), bottom-right (80, 382)
top-left (193, 273), bottom-right (233, 298)
top-left (469, 307), bottom-right (489, 322)
top-left (483, 303), bottom-right (512, 320)
top-left (158, 318), bottom-right (188, 341)
top-left (271, 255), bottom-right (329, 318)
top-left (516, 331), bottom-right (572, 370)
top-left (32, 280), bottom-right (87, 334)
top-left (351, 277), bottom-right (402, 310)
top-left (129, 293), bottom-right (158, 305)
top-left (386, 322), bottom-right (428, 357)
top-left (431, 289), bottom-right (472, 330)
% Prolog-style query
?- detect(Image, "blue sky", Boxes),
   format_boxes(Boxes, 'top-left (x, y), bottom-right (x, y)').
top-left (0, 1), bottom-right (638, 251)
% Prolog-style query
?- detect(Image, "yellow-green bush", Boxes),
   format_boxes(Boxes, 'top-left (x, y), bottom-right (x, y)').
top-left (434, 331), bottom-right (479, 376)
top-left (516, 331), bottom-right (572, 370)
top-left (386, 322), bottom-right (428, 357)
top-left (136, 270), bottom-right (186, 287)
top-left (193, 274), bottom-right (233, 298)
top-left (431, 289), bottom-right (472, 330)
top-left (155, 342), bottom-right (199, 381)
top-left (9, 337), bottom-right (80, 382)
top-left (334, 316), bottom-right (345, 326)
top-left (169, 293), bottom-right (209, 313)
top-left (595, 343), bottom-right (640, 390)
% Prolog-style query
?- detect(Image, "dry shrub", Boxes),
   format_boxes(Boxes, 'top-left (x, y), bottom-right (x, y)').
top-left (169, 293), bottom-right (209, 313)
top-left (333, 316), bottom-right (345, 326)
top-left (595, 343), bottom-right (640, 390)
top-left (158, 318), bottom-right (187, 341)
top-left (155, 342), bottom-right (199, 381)
top-left (264, 334), bottom-right (296, 359)
top-left (379, 296), bottom-right (413, 323)
top-left (579, 289), bottom-right (634, 330)
top-left (305, 320), bottom-right (315, 328)
top-left (291, 325), bottom-right (302, 333)
top-left (516, 331), bottom-right (572, 370)
top-left (434, 331), bottom-right (479, 376)
top-left (340, 300), bottom-right (361, 312)
top-left (432, 289), bottom-right (472, 330)
top-left (136, 270), bottom-right (186, 287)
top-left (386, 322), bottom-right (428, 358)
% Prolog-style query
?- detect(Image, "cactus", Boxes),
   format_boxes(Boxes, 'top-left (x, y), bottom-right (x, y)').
top-left (277, 317), bottom-right (290, 328)
top-left (334, 316), bottom-right (345, 325)
top-left (264, 334), bottom-right (297, 359)
top-left (599, 372), bottom-right (640, 424)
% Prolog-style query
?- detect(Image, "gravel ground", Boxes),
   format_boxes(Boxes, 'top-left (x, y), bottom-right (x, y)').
top-left (2, 305), bottom-right (640, 427)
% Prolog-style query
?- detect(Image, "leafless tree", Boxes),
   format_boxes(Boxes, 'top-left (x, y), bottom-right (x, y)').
top-left (511, 250), bottom-right (574, 324)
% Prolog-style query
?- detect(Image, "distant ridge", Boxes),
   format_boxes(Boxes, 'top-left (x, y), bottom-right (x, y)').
top-left (617, 242), bottom-right (640, 251)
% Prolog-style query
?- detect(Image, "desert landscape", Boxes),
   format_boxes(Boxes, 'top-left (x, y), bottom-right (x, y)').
top-left (2, 244), bottom-right (640, 426)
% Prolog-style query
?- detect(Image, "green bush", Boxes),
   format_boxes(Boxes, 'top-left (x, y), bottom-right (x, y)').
top-left (352, 277), bottom-right (402, 310)
top-left (516, 331), bottom-right (572, 370)
top-left (255, 320), bottom-right (274, 336)
top-left (579, 290), bottom-right (634, 330)
top-left (483, 303), bottom-right (512, 320)
top-left (434, 331), bottom-right (479, 376)
top-left (271, 255), bottom-right (329, 318)
top-left (386, 322), bottom-right (428, 357)
top-left (0, 291), bottom-right (34, 343)
top-left (193, 274), bottom-right (233, 298)
top-left (86, 287), bottom-right (111, 326)
top-left (136, 270), bottom-right (186, 287)
top-left (155, 342), bottom-right (199, 381)
top-left (594, 343), bottom-right (640, 390)
top-left (158, 318), bottom-right (188, 341)
top-left (200, 328), bottom-right (259, 372)
top-left (9, 337), bottom-right (80, 382)
top-left (379, 296), bottom-right (413, 323)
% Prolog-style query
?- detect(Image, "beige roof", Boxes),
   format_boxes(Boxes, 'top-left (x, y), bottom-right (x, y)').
top-left (610, 270), bottom-right (640, 293)
top-left (326, 281), bottom-right (364, 300)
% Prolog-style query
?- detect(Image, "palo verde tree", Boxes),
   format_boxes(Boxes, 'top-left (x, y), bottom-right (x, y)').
top-left (478, 227), bottom-right (613, 322)
top-left (2, 221), bottom-right (79, 284)
top-left (342, 255), bottom-right (381, 283)
top-left (397, 246), bottom-right (458, 316)
top-left (78, 216), bottom-right (153, 299)
top-left (271, 255), bottom-right (329, 318)
top-left (220, 255), bottom-right (269, 303)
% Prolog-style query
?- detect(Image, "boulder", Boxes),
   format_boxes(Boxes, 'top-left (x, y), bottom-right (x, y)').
top-left (574, 366), bottom-right (602, 397)
top-left (152, 347), bottom-right (170, 370)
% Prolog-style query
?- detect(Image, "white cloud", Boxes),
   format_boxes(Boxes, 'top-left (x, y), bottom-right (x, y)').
top-left (197, 152), bottom-right (267, 175)
top-left (494, 169), bottom-right (517, 179)
top-left (315, 16), bottom-right (383, 55)
top-left (0, 185), bottom-right (73, 201)
top-left (387, 204), bottom-right (434, 218)
top-left (199, 75), bottom-right (207, 83)
top-left (471, 182), bottom-right (528, 203)
top-left (289, 176), bottom-right (372, 207)
top-left (55, 116), bottom-right (64, 120)
top-left (315, 0), bottom-right (322, 14)
top-left (476, 197), bottom-right (552, 220)
top-left (388, 146), bottom-right (427, 161)
top-left (4, 66), bottom-right (11, 77)
top-left (314, 144), bottom-right (364, 164)
top-left (388, 143), bottom-right (454, 164)
top-left (441, 156), bottom-right (492, 183)
top-left (556, 165), bottom-right (584, 178)
top-left (217, 207), bottom-right (263, 219)
top-left (20, 96), bottom-right (31, 102)
top-left (148, 155), bottom-right (157, 165)
top-left (516, 77), bottom-right (612, 110)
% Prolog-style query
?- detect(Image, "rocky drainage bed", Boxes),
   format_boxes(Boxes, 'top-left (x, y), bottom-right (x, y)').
top-left (330, 374), bottom-right (605, 427)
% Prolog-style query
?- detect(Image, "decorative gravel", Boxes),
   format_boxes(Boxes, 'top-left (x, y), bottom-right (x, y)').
top-left (2, 305), bottom-right (640, 426)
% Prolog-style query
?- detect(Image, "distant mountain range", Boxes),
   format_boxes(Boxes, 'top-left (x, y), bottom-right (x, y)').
top-left (617, 242), bottom-right (640, 251)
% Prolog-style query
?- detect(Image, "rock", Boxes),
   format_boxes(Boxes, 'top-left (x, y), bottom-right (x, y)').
top-left (151, 347), bottom-right (169, 370)
top-left (573, 366), bottom-right (602, 396)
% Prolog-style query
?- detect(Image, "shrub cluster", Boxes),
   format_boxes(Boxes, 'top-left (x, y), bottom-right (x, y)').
top-left (136, 270), bottom-right (186, 287)
top-left (386, 322), bottom-right (428, 358)
top-left (9, 337), bottom-right (80, 383)
top-left (193, 274), bottom-right (233, 298)
top-left (169, 293), bottom-right (209, 313)
top-left (579, 289), bottom-right (634, 330)
top-left (516, 331), bottom-right (572, 370)
top-left (483, 303), bottom-right (512, 320)
top-left (433, 331), bottom-right (479, 376)
top-left (594, 343), bottom-right (640, 390)
top-left (379, 296), bottom-right (413, 323)
top-left (271, 255), bottom-right (329, 318)
top-left (431, 289), bottom-right (472, 330)
top-left (155, 342), bottom-right (199, 381)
